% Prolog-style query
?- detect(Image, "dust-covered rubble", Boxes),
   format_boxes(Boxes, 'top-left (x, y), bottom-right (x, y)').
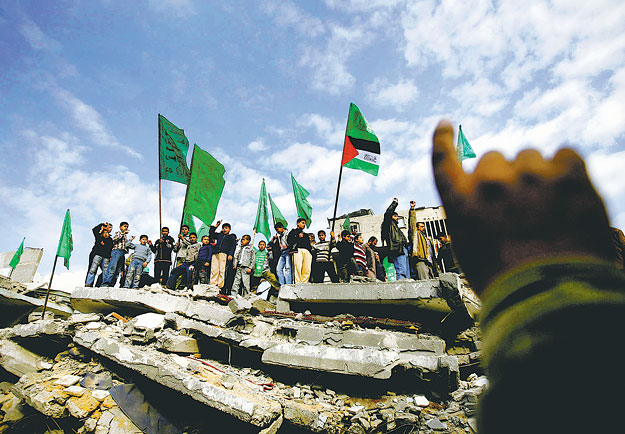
top-left (0, 279), bottom-right (483, 433)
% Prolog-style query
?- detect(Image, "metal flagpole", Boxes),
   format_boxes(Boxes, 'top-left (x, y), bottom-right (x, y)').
top-left (158, 114), bottom-right (163, 233)
top-left (175, 145), bottom-right (195, 266)
top-left (41, 255), bottom-right (59, 316)
top-left (331, 111), bottom-right (351, 235)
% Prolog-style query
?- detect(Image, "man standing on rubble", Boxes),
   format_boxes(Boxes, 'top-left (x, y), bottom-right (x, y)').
top-left (381, 198), bottom-right (410, 280)
top-left (409, 201), bottom-right (436, 279)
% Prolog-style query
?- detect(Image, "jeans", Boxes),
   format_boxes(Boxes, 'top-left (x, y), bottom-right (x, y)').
top-left (85, 255), bottom-right (109, 286)
top-left (103, 249), bottom-right (125, 286)
top-left (276, 251), bottom-right (292, 285)
top-left (124, 258), bottom-right (144, 288)
top-left (393, 247), bottom-right (410, 280)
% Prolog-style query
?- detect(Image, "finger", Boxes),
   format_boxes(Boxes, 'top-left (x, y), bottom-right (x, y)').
top-left (472, 151), bottom-right (512, 182)
top-left (551, 147), bottom-right (586, 177)
top-left (432, 120), bottom-right (468, 200)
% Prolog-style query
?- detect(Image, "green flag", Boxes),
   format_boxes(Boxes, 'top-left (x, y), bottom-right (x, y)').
top-left (9, 237), bottom-right (25, 269)
top-left (183, 144), bottom-right (226, 227)
top-left (56, 209), bottom-right (73, 269)
top-left (196, 223), bottom-right (211, 241)
top-left (341, 103), bottom-right (380, 176)
top-left (268, 192), bottom-right (288, 229)
top-left (291, 173), bottom-right (312, 228)
top-left (182, 213), bottom-right (197, 234)
top-left (253, 178), bottom-right (271, 241)
top-left (159, 114), bottom-right (191, 184)
top-left (457, 125), bottom-right (476, 161)
top-left (342, 215), bottom-right (351, 232)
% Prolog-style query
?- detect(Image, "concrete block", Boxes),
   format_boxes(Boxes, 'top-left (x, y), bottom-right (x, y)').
top-left (134, 312), bottom-right (165, 331)
top-left (228, 295), bottom-right (252, 314)
top-left (65, 385), bottom-right (85, 397)
top-left (28, 311), bottom-right (54, 322)
top-left (68, 313), bottom-right (101, 325)
top-left (156, 331), bottom-right (199, 354)
top-left (67, 393), bottom-right (101, 419)
top-left (96, 407), bottom-right (144, 434)
top-left (0, 247), bottom-right (43, 283)
top-left (0, 339), bottom-right (46, 377)
top-left (54, 374), bottom-right (82, 387)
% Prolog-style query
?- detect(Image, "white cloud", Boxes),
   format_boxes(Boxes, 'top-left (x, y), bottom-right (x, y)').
top-left (248, 139), bottom-right (268, 152)
top-left (51, 87), bottom-right (142, 159)
top-left (261, 0), bottom-right (325, 37)
top-left (19, 19), bottom-right (61, 51)
top-left (368, 78), bottom-right (419, 110)
top-left (298, 113), bottom-right (344, 145)
top-left (300, 24), bottom-right (370, 94)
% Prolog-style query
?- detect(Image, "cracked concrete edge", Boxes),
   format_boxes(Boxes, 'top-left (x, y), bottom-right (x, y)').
top-left (73, 329), bottom-right (282, 428)
top-left (71, 287), bottom-right (235, 327)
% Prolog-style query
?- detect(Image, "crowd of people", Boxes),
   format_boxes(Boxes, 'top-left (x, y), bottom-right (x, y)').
top-left (84, 200), bottom-right (463, 298)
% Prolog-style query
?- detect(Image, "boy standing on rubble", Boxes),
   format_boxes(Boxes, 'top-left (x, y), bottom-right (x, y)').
top-left (195, 235), bottom-right (213, 284)
top-left (85, 229), bottom-right (113, 287)
top-left (251, 240), bottom-right (281, 299)
top-left (232, 234), bottom-right (255, 296)
top-left (124, 235), bottom-right (153, 288)
top-left (167, 232), bottom-right (201, 290)
top-left (312, 230), bottom-right (339, 283)
top-left (209, 220), bottom-right (237, 291)
top-left (102, 221), bottom-right (134, 287)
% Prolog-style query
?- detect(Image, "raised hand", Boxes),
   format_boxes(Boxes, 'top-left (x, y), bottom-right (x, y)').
top-left (431, 120), bottom-right (613, 295)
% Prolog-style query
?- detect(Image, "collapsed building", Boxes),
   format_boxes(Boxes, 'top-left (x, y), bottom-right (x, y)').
top-left (0, 269), bottom-right (486, 434)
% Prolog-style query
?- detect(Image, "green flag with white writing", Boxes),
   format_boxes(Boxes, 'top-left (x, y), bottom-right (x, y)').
top-left (268, 192), bottom-right (288, 229)
top-left (183, 144), bottom-right (226, 227)
top-left (56, 209), bottom-right (73, 269)
top-left (159, 114), bottom-right (191, 184)
top-left (291, 174), bottom-right (312, 228)
top-left (253, 179), bottom-right (271, 241)
top-left (9, 237), bottom-right (25, 269)
top-left (457, 125), bottom-right (476, 161)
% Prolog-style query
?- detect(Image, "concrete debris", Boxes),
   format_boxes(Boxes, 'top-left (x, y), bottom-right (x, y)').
top-left (0, 275), bottom-right (484, 433)
top-left (0, 339), bottom-right (51, 377)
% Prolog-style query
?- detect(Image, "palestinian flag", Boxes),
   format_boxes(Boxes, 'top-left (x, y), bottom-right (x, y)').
top-left (341, 103), bottom-right (380, 176)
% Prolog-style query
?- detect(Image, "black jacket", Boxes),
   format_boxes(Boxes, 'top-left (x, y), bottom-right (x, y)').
top-left (287, 227), bottom-right (311, 251)
top-left (92, 235), bottom-right (113, 259)
top-left (151, 235), bottom-right (175, 262)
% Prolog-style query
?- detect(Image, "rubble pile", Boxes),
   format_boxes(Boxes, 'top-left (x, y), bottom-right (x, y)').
top-left (0, 275), bottom-right (484, 433)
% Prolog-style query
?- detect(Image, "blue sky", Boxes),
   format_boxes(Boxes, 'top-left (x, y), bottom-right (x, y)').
top-left (1, 0), bottom-right (624, 287)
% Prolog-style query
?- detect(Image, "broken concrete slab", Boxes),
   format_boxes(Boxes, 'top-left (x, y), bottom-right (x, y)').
top-left (74, 329), bottom-right (282, 428)
top-left (276, 273), bottom-right (480, 318)
top-left (0, 339), bottom-right (50, 377)
top-left (0, 287), bottom-right (73, 327)
top-left (71, 287), bottom-right (235, 327)
top-left (262, 342), bottom-right (459, 388)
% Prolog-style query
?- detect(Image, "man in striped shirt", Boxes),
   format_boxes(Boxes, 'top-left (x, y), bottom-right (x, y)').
top-left (312, 230), bottom-right (339, 283)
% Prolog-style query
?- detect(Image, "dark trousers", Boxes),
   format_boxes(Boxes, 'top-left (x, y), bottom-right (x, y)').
top-left (196, 262), bottom-right (210, 284)
top-left (221, 260), bottom-right (235, 295)
top-left (154, 261), bottom-right (172, 284)
top-left (312, 261), bottom-right (339, 283)
top-left (166, 263), bottom-right (194, 290)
